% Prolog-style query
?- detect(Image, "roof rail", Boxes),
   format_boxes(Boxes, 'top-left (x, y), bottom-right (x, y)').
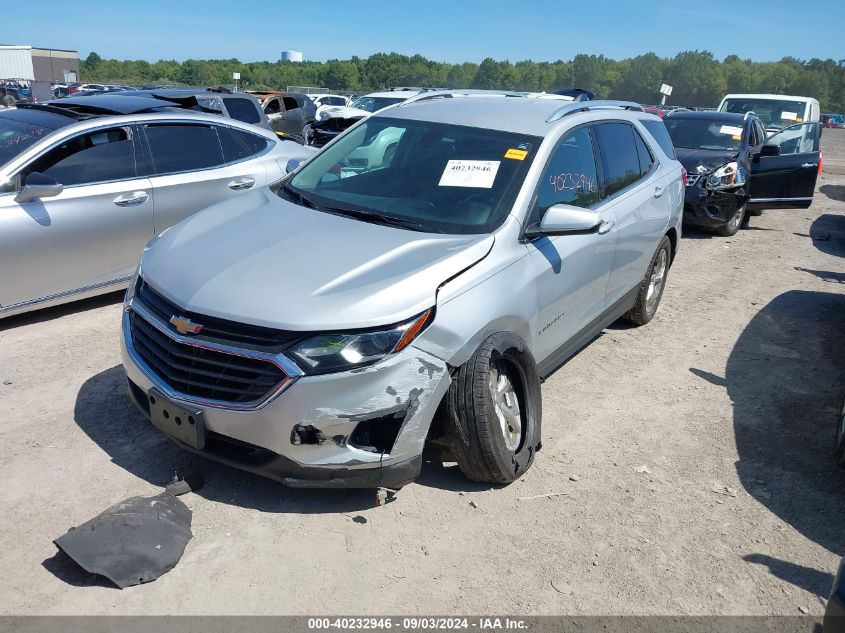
top-left (401, 89), bottom-right (529, 105)
top-left (546, 100), bottom-right (643, 122)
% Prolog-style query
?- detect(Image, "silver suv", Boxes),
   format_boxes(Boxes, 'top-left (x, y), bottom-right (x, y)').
top-left (121, 93), bottom-right (684, 489)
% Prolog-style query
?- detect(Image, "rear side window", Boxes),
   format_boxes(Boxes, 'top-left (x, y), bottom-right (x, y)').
top-left (594, 123), bottom-right (642, 197)
top-left (144, 124), bottom-right (224, 175)
top-left (536, 127), bottom-right (599, 211)
top-left (282, 96), bottom-right (299, 111)
top-left (218, 126), bottom-right (270, 163)
top-left (641, 119), bottom-right (676, 159)
top-left (23, 126), bottom-right (136, 187)
top-left (633, 129), bottom-right (654, 178)
top-left (223, 97), bottom-right (261, 125)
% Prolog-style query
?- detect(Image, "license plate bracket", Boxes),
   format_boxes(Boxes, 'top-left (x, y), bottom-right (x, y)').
top-left (147, 389), bottom-right (206, 450)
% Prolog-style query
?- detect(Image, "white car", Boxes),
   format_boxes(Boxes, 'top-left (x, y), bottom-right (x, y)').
top-left (718, 93), bottom-right (821, 135)
top-left (307, 94), bottom-right (350, 109)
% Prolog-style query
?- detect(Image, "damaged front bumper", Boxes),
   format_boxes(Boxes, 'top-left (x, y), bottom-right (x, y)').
top-left (682, 177), bottom-right (747, 228)
top-left (120, 307), bottom-right (451, 489)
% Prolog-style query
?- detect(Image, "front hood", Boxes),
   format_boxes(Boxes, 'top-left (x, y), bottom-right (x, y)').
top-left (675, 147), bottom-right (737, 175)
top-left (316, 105), bottom-right (371, 121)
top-left (140, 189), bottom-right (494, 331)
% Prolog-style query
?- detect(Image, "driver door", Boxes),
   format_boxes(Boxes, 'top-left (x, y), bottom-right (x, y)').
top-left (0, 125), bottom-right (153, 309)
top-left (747, 122), bottom-right (821, 211)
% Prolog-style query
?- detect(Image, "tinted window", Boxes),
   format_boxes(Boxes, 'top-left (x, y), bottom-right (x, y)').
top-left (0, 117), bottom-right (52, 168)
top-left (144, 124), bottom-right (224, 174)
top-left (536, 127), bottom-right (599, 212)
top-left (218, 126), bottom-right (270, 163)
top-left (753, 120), bottom-right (766, 145)
top-left (23, 127), bottom-right (135, 187)
top-left (664, 118), bottom-right (743, 152)
top-left (223, 97), bottom-right (261, 124)
top-left (594, 123), bottom-right (642, 197)
top-left (321, 96), bottom-right (346, 106)
top-left (264, 99), bottom-right (281, 115)
top-left (642, 119), bottom-right (676, 159)
top-left (282, 96), bottom-right (299, 111)
top-left (633, 129), bottom-right (654, 178)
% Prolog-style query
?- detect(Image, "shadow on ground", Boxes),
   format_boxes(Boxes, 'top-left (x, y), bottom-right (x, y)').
top-left (743, 553), bottom-right (835, 600)
top-left (74, 366), bottom-right (483, 512)
top-left (725, 290), bottom-right (845, 592)
top-left (820, 185), bottom-right (845, 203)
top-left (0, 291), bottom-right (124, 332)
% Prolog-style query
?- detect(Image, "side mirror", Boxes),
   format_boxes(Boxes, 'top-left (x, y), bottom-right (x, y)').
top-left (759, 144), bottom-right (781, 157)
top-left (14, 172), bottom-right (63, 203)
top-left (525, 204), bottom-right (602, 237)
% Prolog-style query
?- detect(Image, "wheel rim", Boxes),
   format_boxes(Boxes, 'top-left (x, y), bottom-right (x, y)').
top-left (728, 206), bottom-right (744, 232)
top-left (488, 360), bottom-right (522, 453)
top-left (646, 248), bottom-right (668, 313)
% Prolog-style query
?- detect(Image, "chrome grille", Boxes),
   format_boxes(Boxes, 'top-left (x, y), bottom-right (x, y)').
top-left (128, 311), bottom-right (288, 405)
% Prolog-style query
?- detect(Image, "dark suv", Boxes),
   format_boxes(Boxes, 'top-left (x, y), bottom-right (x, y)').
top-left (1, 79), bottom-right (34, 107)
top-left (664, 110), bottom-right (822, 236)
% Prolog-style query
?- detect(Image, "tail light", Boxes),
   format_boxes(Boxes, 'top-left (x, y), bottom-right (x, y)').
top-left (681, 166), bottom-right (688, 186)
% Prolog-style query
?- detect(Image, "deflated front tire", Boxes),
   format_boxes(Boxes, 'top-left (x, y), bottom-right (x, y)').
top-left (445, 332), bottom-right (542, 484)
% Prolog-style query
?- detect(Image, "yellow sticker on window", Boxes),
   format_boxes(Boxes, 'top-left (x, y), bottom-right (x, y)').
top-left (732, 134), bottom-right (742, 141)
top-left (504, 148), bottom-right (528, 161)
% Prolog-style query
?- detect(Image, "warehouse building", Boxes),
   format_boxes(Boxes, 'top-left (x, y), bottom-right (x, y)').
top-left (0, 44), bottom-right (80, 82)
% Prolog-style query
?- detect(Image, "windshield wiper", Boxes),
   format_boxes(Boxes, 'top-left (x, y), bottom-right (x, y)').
top-left (281, 184), bottom-right (320, 210)
top-left (321, 205), bottom-right (442, 233)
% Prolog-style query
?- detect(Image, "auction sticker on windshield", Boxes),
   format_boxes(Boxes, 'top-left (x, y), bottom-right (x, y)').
top-left (439, 160), bottom-right (500, 188)
top-left (719, 125), bottom-right (744, 136)
top-left (781, 111), bottom-right (798, 121)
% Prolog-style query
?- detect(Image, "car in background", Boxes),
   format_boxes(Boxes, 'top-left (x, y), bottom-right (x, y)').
top-left (111, 88), bottom-right (275, 135)
top-left (306, 88), bottom-right (423, 147)
top-left (250, 91), bottom-right (316, 143)
top-left (664, 109), bottom-right (821, 236)
top-left (827, 558), bottom-right (845, 632)
top-left (718, 93), bottom-right (820, 135)
top-left (120, 95), bottom-right (683, 490)
top-left (642, 105), bottom-right (666, 118)
top-left (0, 96), bottom-right (313, 318)
top-left (1, 79), bottom-right (34, 107)
top-left (822, 114), bottom-right (845, 129)
top-left (307, 94), bottom-right (349, 108)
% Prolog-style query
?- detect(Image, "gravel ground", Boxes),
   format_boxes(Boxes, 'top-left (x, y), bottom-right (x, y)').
top-left (1, 131), bottom-right (844, 616)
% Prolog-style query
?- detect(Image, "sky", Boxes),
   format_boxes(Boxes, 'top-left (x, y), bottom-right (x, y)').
top-left (6, 0), bottom-right (844, 64)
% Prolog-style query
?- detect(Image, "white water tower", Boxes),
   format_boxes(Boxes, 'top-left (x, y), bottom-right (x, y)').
top-left (281, 50), bottom-right (303, 63)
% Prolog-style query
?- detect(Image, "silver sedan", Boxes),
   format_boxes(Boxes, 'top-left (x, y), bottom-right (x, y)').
top-left (0, 105), bottom-right (312, 318)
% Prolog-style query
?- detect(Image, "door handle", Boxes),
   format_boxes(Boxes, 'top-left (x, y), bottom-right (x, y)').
top-left (653, 185), bottom-right (665, 198)
top-left (113, 191), bottom-right (149, 206)
top-left (800, 162), bottom-right (818, 168)
top-left (597, 219), bottom-right (615, 235)
top-left (228, 177), bottom-right (256, 191)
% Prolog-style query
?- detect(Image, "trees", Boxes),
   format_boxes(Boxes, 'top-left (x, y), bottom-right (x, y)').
top-left (77, 51), bottom-right (845, 112)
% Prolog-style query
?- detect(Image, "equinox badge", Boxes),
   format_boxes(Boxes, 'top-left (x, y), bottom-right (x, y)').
top-left (170, 315), bottom-right (204, 335)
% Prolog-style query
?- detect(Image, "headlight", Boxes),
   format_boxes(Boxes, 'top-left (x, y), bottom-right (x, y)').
top-left (288, 309), bottom-right (433, 374)
top-left (706, 161), bottom-right (745, 189)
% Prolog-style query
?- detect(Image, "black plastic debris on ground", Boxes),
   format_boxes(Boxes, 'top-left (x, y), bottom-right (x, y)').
top-left (54, 492), bottom-right (192, 589)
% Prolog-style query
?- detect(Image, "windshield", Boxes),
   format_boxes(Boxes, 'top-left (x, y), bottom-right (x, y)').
top-left (348, 96), bottom-right (406, 113)
top-left (0, 118), bottom-right (51, 168)
top-left (664, 118), bottom-right (744, 152)
top-left (719, 98), bottom-right (807, 131)
top-left (285, 116), bottom-right (540, 234)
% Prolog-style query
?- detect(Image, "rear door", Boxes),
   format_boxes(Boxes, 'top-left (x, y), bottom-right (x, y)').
top-left (139, 121), bottom-right (271, 233)
top-left (594, 122), bottom-right (670, 306)
top-left (0, 124), bottom-right (153, 308)
top-left (747, 122), bottom-right (821, 210)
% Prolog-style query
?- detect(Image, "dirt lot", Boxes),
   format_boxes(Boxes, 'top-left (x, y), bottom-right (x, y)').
top-left (1, 131), bottom-right (844, 617)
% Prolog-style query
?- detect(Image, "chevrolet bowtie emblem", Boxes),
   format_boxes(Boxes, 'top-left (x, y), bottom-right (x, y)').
top-left (170, 315), bottom-right (204, 335)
